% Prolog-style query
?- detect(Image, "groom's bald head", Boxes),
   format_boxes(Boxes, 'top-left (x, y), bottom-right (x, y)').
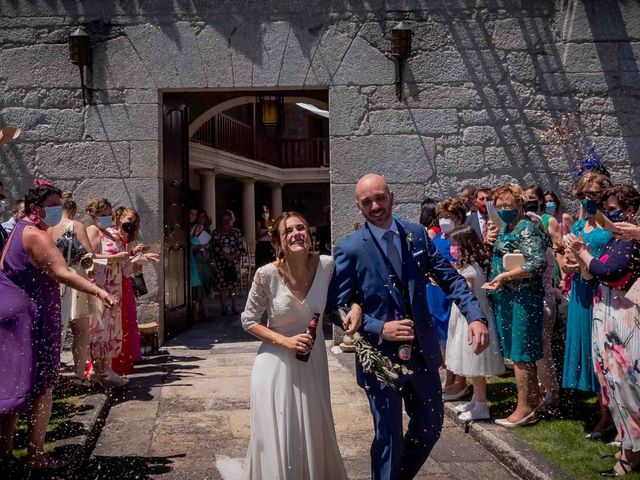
top-left (355, 174), bottom-right (394, 229)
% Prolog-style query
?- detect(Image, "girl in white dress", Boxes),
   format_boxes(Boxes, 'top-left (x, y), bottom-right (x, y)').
top-left (238, 212), bottom-right (360, 480)
top-left (445, 226), bottom-right (505, 421)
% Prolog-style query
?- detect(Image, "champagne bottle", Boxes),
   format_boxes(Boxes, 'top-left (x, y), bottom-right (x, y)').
top-left (296, 312), bottom-right (321, 362)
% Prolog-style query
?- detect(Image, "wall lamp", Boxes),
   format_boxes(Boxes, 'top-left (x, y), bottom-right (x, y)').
top-left (257, 95), bottom-right (284, 127)
top-left (391, 22), bottom-right (412, 100)
top-left (68, 26), bottom-right (92, 106)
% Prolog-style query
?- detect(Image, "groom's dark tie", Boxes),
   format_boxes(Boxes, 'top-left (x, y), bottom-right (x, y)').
top-left (382, 230), bottom-right (402, 281)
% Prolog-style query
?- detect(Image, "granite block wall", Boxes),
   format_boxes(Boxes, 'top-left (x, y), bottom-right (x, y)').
top-left (1, 0), bottom-right (639, 326)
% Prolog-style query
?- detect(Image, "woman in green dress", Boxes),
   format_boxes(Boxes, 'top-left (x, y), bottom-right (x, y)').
top-left (487, 183), bottom-right (548, 427)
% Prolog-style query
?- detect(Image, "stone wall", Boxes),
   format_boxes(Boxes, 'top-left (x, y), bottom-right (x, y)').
top-left (1, 0), bottom-right (639, 326)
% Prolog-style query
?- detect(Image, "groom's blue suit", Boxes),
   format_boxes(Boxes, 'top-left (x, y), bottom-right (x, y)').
top-left (327, 218), bottom-right (484, 480)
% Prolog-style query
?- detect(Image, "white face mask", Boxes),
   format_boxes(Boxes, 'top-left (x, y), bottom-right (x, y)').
top-left (97, 215), bottom-right (112, 229)
top-left (0, 200), bottom-right (6, 215)
top-left (439, 218), bottom-right (455, 234)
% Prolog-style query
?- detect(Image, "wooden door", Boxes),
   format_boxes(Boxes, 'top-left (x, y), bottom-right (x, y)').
top-left (162, 100), bottom-right (191, 340)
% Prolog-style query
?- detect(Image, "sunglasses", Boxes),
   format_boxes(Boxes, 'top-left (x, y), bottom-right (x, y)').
top-left (577, 191), bottom-right (602, 200)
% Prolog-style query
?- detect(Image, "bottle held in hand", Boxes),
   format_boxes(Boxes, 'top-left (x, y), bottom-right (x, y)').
top-left (296, 312), bottom-right (321, 362)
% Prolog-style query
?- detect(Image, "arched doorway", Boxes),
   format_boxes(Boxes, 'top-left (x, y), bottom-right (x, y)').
top-left (162, 89), bottom-right (329, 340)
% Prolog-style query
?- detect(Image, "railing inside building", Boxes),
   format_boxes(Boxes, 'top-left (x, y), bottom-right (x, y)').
top-left (280, 138), bottom-right (328, 168)
top-left (192, 114), bottom-right (328, 168)
top-left (192, 113), bottom-right (253, 159)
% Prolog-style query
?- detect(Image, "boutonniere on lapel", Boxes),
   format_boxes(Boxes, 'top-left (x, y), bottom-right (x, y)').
top-left (406, 232), bottom-right (413, 251)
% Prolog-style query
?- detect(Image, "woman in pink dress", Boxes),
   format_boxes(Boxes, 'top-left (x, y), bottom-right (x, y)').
top-left (111, 207), bottom-right (159, 375)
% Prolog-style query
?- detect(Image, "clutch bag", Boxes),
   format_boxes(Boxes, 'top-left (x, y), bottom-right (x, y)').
top-left (503, 253), bottom-right (525, 272)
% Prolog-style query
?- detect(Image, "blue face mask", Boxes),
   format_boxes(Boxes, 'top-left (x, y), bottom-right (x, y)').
top-left (545, 202), bottom-right (557, 214)
top-left (44, 205), bottom-right (62, 226)
top-left (97, 215), bottom-right (112, 229)
top-left (497, 209), bottom-right (519, 224)
top-left (582, 198), bottom-right (599, 215)
top-left (605, 209), bottom-right (625, 223)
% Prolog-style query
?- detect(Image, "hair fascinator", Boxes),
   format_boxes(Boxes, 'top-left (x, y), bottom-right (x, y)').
top-left (34, 179), bottom-right (52, 187)
top-left (571, 145), bottom-right (609, 180)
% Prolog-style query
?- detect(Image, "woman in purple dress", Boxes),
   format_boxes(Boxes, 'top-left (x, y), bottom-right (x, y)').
top-left (0, 183), bottom-right (116, 471)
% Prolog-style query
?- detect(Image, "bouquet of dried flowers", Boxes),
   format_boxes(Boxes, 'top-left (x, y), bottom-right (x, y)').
top-left (338, 309), bottom-right (412, 389)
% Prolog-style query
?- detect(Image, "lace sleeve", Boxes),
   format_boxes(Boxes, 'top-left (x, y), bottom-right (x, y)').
top-left (519, 222), bottom-right (547, 275)
top-left (241, 267), bottom-right (269, 331)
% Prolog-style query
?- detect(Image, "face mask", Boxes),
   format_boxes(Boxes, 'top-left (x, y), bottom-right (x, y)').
top-left (545, 202), bottom-right (557, 214)
top-left (497, 209), bottom-right (519, 224)
top-left (449, 245), bottom-right (460, 260)
top-left (121, 222), bottom-right (137, 234)
top-left (524, 200), bottom-right (540, 213)
top-left (439, 218), bottom-right (455, 234)
top-left (605, 209), bottom-right (625, 223)
top-left (0, 200), bottom-right (5, 215)
top-left (582, 198), bottom-right (599, 215)
top-left (97, 216), bottom-right (112, 229)
top-left (44, 205), bottom-right (63, 226)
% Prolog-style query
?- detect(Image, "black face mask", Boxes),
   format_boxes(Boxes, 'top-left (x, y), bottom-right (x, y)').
top-left (121, 222), bottom-right (137, 234)
top-left (524, 200), bottom-right (541, 213)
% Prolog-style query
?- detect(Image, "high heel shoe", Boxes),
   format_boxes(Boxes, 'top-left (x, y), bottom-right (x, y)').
top-left (495, 410), bottom-right (538, 428)
top-left (600, 458), bottom-right (637, 477)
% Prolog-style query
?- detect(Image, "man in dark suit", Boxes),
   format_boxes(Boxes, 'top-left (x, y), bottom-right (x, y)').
top-left (327, 174), bottom-right (489, 480)
top-left (465, 186), bottom-right (492, 241)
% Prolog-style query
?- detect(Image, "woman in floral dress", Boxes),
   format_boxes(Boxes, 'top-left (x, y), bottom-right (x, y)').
top-left (567, 184), bottom-right (640, 477)
top-left (85, 197), bottom-right (131, 387)
top-left (212, 209), bottom-right (245, 315)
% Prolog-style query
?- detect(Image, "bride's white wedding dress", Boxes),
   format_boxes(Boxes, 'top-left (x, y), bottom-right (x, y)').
top-left (233, 255), bottom-right (348, 480)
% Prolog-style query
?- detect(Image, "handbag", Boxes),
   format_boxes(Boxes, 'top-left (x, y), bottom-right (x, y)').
top-left (57, 222), bottom-right (87, 266)
top-left (503, 252), bottom-right (525, 272)
top-left (131, 273), bottom-right (148, 297)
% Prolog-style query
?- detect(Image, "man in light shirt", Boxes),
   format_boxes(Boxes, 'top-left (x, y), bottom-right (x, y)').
top-left (2, 199), bottom-right (26, 234)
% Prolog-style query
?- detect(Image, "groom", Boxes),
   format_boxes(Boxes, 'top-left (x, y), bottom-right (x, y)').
top-left (327, 173), bottom-right (489, 480)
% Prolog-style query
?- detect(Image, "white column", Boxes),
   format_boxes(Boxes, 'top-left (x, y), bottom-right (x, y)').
top-left (241, 178), bottom-right (256, 247)
top-left (196, 168), bottom-right (216, 223)
top-left (271, 183), bottom-right (284, 217)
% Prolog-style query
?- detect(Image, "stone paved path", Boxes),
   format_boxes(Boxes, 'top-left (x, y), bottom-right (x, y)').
top-left (82, 316), bottom-right (519, 480)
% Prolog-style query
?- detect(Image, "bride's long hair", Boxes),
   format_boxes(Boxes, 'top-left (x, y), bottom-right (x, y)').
top-left (270, 211), bottom-right (314, 278)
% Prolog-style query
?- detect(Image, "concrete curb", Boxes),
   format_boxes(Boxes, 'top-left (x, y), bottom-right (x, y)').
top-left (52, 392), bottom-right (111, 470)
top-left (443, 403), bottom-right (574, 480)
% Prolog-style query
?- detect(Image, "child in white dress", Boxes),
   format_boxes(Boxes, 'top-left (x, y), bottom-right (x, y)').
top-left (445, 226), bottom-right (505, 421)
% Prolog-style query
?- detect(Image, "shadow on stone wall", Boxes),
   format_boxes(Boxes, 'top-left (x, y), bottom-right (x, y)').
top-left (584, 0), bottom-right (640, 183)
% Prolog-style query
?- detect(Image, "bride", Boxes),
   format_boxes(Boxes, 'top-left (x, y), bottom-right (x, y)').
top-left (234, 211), bottom-right (361, 479)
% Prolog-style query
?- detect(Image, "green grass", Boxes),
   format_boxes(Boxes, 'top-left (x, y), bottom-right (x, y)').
top-left (486, 374), bottom-right (640, 480)
top-left (12, 382), bottom-right (87, 458)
